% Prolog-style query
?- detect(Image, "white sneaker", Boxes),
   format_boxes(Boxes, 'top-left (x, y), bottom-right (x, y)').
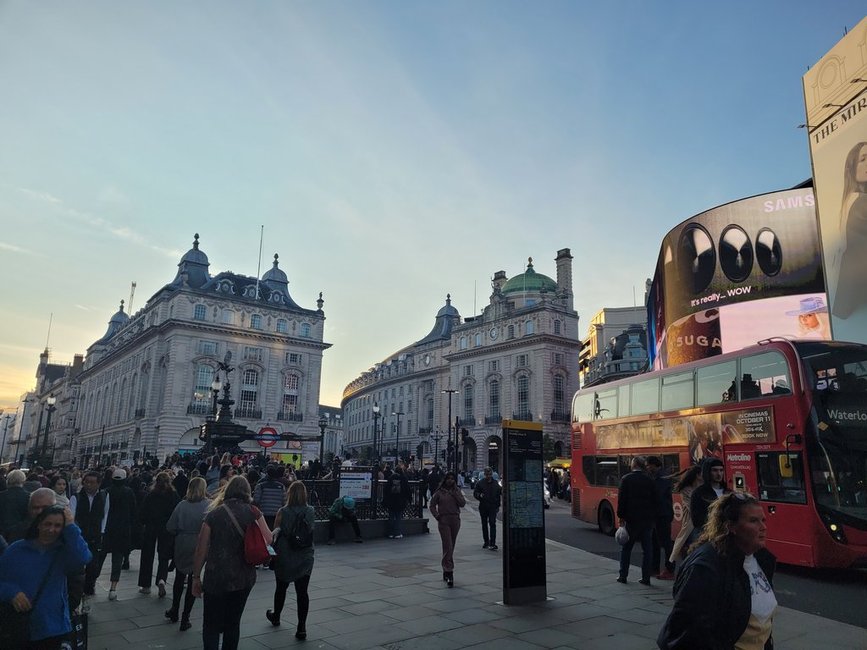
top-left (108, 590), bottom-right (117, 601)
top-left (139, 587), bottom-right (151, 594)
top-left (394, 534), bottom-right (403, 539)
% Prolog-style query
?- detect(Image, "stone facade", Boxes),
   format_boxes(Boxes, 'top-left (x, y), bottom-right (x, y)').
top-left (341, 249), bottom-right (580, 472)
top-left (578, 305), bottom-right (649, 388)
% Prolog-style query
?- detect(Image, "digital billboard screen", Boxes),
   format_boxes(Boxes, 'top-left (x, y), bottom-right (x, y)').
top-left (803, 16), bottom-right (867, 345)
top-left (649, 187), bottom-right (829, 369)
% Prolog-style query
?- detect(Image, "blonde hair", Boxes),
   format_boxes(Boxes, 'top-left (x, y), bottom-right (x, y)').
top-left (185, 477), bottom-right (207, 503)
top-left (285, 481), bottom-right (308, 508)
top-left (208, 475), bottom-right (251, 511)
top-left (840, 141), bottom-right (867, 228)
top-left (692, 492), bottom-right (760, 555)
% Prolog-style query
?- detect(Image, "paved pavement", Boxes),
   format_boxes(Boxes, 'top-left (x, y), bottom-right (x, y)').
top-left (85, 503), bottom-right (867, 650)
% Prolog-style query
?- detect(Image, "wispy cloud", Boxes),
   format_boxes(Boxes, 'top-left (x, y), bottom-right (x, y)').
top-left (0, 241), bottom-right (35, 255)
top-left (17, 186), bottom-right (179, 259)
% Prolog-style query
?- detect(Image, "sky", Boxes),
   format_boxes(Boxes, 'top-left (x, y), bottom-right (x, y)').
top-left (0, 1), bottom-right (864, 412)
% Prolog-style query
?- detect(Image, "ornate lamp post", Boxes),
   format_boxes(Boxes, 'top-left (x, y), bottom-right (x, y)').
top-left (372, 403), bottom-right (380, 463)
top-left (431, 426), bottom-right (443, 467)
top-left (210, 374), bottom-right (222, 415)
top-left (318, 414), bottom-right (328, 464)
top-left (392, 411), bottom-right (405, 464)
top-left (39, 395), bottom-right (57, 466)
top-left (441, 388), bottom-right (458, 474)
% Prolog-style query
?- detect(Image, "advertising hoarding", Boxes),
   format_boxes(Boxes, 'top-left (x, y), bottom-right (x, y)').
top-left (803, 16), bottom-right (867, 344)
top-left (648, 188), bottom-right (829, 369)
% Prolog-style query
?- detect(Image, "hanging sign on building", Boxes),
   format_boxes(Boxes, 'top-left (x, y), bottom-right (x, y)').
top-left (255, 426), bottom-right (280, 448)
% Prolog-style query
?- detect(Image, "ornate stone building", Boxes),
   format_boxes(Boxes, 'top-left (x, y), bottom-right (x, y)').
top-left (71, 234), bottom-right (331, 465)
top-left (578, 305), bottom-right (649, 389)
top-left (341, 249), bottom-right (580, 472)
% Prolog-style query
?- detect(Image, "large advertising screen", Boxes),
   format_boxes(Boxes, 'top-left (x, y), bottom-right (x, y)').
top-left (803, 16), bottom-right (867, 344)
top-left (648, 187), bottom-right (829, 369)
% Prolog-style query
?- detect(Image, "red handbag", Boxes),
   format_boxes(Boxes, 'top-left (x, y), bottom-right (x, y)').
top-left (223, 504), bottom-right (271, 565)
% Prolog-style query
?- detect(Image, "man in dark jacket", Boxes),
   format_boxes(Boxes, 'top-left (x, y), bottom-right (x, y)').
top-left (0, 469), bottom-right (30, 539)
top-left (647, 456), bottom-right (676, 580)
top-left (690, 458), bottom-right (730, 542)
top-left (253, 464), bottom-right (287, 530)
top-left (96, 468), bottom-right (138, 600)
top-left (473, 467), bottom-right (502, 550)
top-left (616, 456), bottom-right (657, 585)
top-left (74, 471), bottom-right (107, 596)
top-left (383, 464), bottom-right (410, 539)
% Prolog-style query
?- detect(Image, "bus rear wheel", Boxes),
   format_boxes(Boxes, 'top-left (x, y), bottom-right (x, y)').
top-left (598, 501), bottom-right (615, 536)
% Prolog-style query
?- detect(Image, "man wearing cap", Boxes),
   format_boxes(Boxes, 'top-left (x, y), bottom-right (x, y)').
top-left (326, 495), bottom-right (363, 545)
top-left (94, 468), bottom-right (138, 600)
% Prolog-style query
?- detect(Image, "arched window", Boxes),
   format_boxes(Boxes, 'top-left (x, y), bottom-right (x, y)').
top-left (282, 374), bottom-right (300, 416)
top-left (474, 333), bottom-right (482, 347)
top-left (194, 304), bottom-right (207, 320)
top-left (463, 384), bottom-right (474, 422)
top-left (240, 369), bottom-right (259, 414)
top-left (525, 320), bottom-right (535, 335)
top-left (192, 364), bottom-right (215, 411)
top-left (489, 380), bottom-right (500, 421)
top-left (517, 375), bottom-right (530, 418)
top-left (460, 336), bottom-right (467, 350)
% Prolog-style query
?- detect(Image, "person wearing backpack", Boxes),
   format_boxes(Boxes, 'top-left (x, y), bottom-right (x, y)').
top-left (383, 464), bottom-right (410, 539)
top-left (267, 481), bottom-right (315, 640)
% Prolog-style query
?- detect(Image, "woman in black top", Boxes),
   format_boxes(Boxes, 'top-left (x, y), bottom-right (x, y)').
top-left (137, 471), bottom-right (180, 596)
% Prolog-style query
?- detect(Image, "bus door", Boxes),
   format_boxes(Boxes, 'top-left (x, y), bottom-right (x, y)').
top-left (754, 450), bottom-right (813, 566)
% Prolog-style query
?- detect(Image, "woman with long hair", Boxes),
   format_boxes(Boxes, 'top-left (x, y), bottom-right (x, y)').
top-left (192, 475), bottom-right (272, 650)
top-left (658, 492), bottom-right (777, 649)
top-left (668, 465), bottom-right (703, 563)
top-left (0, 505), bottom-right (92, 649)
top-left (165, 477), bottom-right (210, 631)
top-left (137, 471), bottom-right (180, 597)
top-left (428, 471), bottom-right (466, 587)
top-left (833, 141), bottom-right (867, 318)
top-left (49, 475), bottom-right (70, 508)
top-left (267, 481), bottom-right (314, 639)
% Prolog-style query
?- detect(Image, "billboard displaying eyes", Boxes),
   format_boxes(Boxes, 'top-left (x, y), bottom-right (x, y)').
top-left (649, 188), bottom-right (829, 369)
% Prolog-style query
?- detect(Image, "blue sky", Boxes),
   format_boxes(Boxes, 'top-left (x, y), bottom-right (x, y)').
top-left (1, 1), bottom-right (864, 410)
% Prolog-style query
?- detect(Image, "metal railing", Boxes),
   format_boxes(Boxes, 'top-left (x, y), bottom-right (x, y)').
top-left (277, 411), bottom-right (304, 422)
top-left (300, 477), bottom-right (427, 521)
top-left (484, 415), bottom-right (502, 425)
top-left (512, 411), bottom-right (534, 422)
top-left (186, 403), bottom-right (212, 415)
top-left (550, 410), bottom-right (571, 422)
top-left (235, 406), bottom-right (262, 419)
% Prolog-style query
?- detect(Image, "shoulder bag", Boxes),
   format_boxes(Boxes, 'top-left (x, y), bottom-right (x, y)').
top-left (223, 504), bottom-right (270, 566)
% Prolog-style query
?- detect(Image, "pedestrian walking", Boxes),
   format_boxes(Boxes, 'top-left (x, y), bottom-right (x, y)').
top-left (473, 467), bottom-right (502, 550)
top-left (647, 456), bottom-right (676, 580)
top-left (138, 471), bottom-right (180, 597)
top-left (72, 471), bottom-right (107, 598)
top-left (165, 477), bottom-right (210, 631)
top-left (0, 470), bottom-right (29, 541)
top-left (429, 471), bottom-right (465, 587)
top-left (252, 464), bottom-right (287, 531)
top-left (669, 465), bottom-right (703, 563)
top-left (192, 475), bottom-right (272, 650)
top-left (616, 456), bottom-right (657, 585)
top-left (384, 463), bottom-right (410, 539)
top-left (658, 492), bottom-right (777, 649)
top-left (97, 468), bottom-right (138, 601)
top-left (689, 458), bottom-right (731, 546)
top-left (267, 481), bottom-right (315, 639)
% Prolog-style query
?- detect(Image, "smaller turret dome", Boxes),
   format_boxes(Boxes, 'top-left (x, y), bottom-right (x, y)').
top-left (180, 233), bottom-right (209, 266)
top-left (262, 253), bottom-right (288, 286)
top-left (173, 233), bottom-right (210, 288)
top-left (97, 300), bottom-right (130, 343)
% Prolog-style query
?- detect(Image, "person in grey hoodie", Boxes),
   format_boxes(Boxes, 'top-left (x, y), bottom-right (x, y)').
top-left (165, 477), bottom-right (210, 631)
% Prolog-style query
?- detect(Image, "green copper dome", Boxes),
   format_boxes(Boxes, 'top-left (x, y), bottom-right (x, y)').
top-left (501, 258), bottom-right (558, 294)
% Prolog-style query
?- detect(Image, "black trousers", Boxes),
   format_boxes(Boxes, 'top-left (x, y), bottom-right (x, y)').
top-left (272, 574), bottom-right (311, 625)
top-left (202, 587), bottom-right (251, 650)
top-left (479, 506), bottom-right (498, 545)
top-left (170, 571), bottom-right (197, 621)
top-left (652, 516), bottom-right (675, 573)
top-left (328, 514), bottom-right (361, 539)
top-left (138, 529), bottom-right (171, 588)
top-left (96, 547), bottom-right (126, 583)
top-left (83, 539), bottom-right (102, 594)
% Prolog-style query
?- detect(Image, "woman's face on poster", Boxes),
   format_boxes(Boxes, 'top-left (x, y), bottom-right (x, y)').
top-left (799, 312), bottom-right (820, 330)
top-left (857, 144), bottom-right (867, 184)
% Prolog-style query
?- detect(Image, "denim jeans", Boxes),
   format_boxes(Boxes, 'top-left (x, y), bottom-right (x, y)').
top-left (479, 507), bottom-right (497, 545)
top-left (619, 526), bottom-right (653, 581)
top-left (388, 509), bottom-right (403, 537)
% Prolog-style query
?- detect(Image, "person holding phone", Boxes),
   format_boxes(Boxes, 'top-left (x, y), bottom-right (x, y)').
top-left (429, 471), bottom-right (466, 587)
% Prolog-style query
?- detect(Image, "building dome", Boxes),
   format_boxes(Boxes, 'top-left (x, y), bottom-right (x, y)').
top-left (179, 233), bottom-right (209, 266)
top-left (417, 294), bottom-right (461, 344)
top-left (501, 258), bottom-right (558, 294)
top-left (261, 253), bottom-right (288, 287)
top-left (97, 300), bottom-right (130, 343)
top-left (173, 233), bottom-right (210, 288)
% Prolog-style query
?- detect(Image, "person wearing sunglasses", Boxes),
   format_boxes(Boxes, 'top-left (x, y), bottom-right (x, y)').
top-left (658, 492), bottom-right (777, 650)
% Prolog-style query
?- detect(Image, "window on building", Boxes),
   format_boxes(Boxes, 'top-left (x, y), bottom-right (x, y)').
top-left (426, 398), bottom-right (434, 427)
top-left (489, 380), bottom-right (501, 420)
top-left (250, 314), bottom-right (263, 330)
top-left (276, 319), bottom-right (288, 334)
top-left (193, 364), bottom-right (215, 407)
top-left (460, 336), bottom-right (467, 350)
top-left (507, 325), bottom-right (515, 339)
top-left (243, 346), bottom-right (263, 362)
top-left (553, 375), bottom-right (565, 414)
top-left (286, 352), bottom-right (302, 364)
top-left (517, 376), bottom-right (530, 417)
top-left (516, 354), bottom-right (528, 368)
top-left (475, 333), bottom-right (482, 347)
top-left (554, 353), bottom-right (563, 366)
top-left (197, 340), bottom-right (218, 356)
top-left (554, 319), bottom-right (561, 334)
top-left (240, 369), bottom-right (259, 410)
top-left (464, 385), bottom-right (474, 422)
top-left (300, 323), bottom-right (311, 337)
top-left (222, 309), bottom-right (234, 325)
top-left (284, 374), bottom-right (299, 391)
top-left (489, 360), bottom-right (499, 372)
top-left (525, 320), bottom-right (535, 335)
top-left (282, 393), bottom-right (298, 414)
top-left (464, 364), bottom-right (473, 377)
top-left (194, 304), bottom-right (207, 321)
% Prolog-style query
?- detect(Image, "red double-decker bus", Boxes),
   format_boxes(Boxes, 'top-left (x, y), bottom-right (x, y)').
top-left (570, 339), bottom-right (867, 568)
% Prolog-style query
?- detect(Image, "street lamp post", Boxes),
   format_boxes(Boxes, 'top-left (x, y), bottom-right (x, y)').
top-left (441, 388), bottom-right (458, 474)
top-left (392, 411), bottom-right (405, 464)
top-left (431, 427), bottom-right (443, 466)
top-left (372, 403), bottom-right (380, 463)
top-left (0, 412), bottom-right (12, 464)
top-left (211, 374), bottom-right (222, 415)
top-left (318, 414), bottom-right (328, 466)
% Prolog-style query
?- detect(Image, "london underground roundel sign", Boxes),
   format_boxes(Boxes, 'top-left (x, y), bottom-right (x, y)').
top-left (256, 426), bottom-right (279, 448)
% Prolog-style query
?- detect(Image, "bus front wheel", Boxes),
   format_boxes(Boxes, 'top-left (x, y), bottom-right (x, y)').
top-left (598, 501), bottom-right (615, 536)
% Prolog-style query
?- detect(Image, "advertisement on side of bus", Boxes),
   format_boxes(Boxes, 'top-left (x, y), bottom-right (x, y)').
top-left (803, 16), bottom-right (867, 345)
top-left (648, 188), bottom-right (830, 369)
